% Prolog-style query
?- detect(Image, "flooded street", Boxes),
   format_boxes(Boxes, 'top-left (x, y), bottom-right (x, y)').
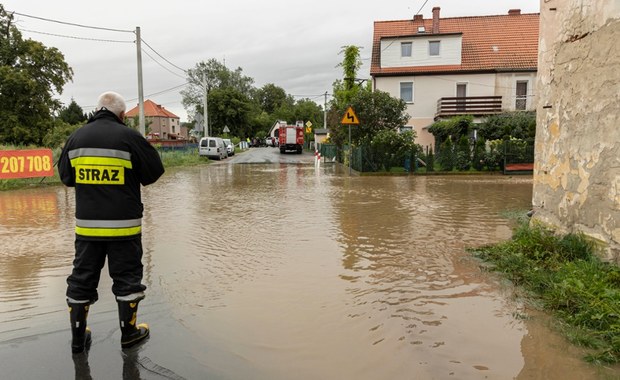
top-left (0, 156), bottom-right (616, 379)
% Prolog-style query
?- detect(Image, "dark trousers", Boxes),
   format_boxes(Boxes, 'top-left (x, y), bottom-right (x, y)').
top-left (66, 238), bottom-right (146, 302)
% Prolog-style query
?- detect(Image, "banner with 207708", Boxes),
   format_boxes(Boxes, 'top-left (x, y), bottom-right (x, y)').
top-left (0, 149), bottom-right (55, 179)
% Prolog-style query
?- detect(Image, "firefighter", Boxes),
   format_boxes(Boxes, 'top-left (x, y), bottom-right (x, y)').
top-left (59, 91), bottom-right (165, 353)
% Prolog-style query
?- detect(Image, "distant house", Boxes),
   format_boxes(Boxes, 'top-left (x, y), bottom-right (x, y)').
top-left (371, 7), bottom-right (539, 150)
top-left (268, 120), bottom-right (288, 138)
top-left (125, 100), bottom-right (186, 140)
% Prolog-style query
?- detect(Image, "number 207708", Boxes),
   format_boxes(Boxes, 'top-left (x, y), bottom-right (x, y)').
top-left (0, 149), bottom-right (55, 179)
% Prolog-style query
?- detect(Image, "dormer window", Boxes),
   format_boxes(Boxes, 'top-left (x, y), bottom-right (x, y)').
top-left (429, 40), bottom-right (440, 56)
top-left (401, 42), bottom-right (412, 57)
top-left (417, 26), bottom-right (426, 33)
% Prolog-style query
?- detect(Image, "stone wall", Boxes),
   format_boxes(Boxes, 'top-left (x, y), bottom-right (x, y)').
top-left (532, 0), bottom-right (620, 262)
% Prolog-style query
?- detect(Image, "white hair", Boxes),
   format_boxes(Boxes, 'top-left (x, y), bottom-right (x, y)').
top-left (96, 91), bottom-right (126, 117)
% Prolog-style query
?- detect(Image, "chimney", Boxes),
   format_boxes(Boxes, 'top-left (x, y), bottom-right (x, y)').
top-left (413, 14), bottom-right (423, 21)
top-left (432, 7), bottom-right (440, 34)
top-left (508, 9), bottom-right (521, 15)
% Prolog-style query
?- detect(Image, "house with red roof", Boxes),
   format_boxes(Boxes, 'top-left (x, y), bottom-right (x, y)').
top-left (371, 7), bottom-right (539, 150)
top-left (125, 99), bottom-right (186, 140)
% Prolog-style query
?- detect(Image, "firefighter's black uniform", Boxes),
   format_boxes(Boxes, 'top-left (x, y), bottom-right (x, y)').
top-left (59, 108), bottom-right (164, 303)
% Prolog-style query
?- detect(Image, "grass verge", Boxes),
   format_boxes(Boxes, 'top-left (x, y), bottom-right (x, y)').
top-left (470, 222), bottom-right (620, 364)
top-left (0, 147), bottom-right (209, 191)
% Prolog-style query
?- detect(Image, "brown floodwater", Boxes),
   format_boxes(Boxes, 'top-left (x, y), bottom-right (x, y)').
top-left (0, 163), bottom-right (617, 379)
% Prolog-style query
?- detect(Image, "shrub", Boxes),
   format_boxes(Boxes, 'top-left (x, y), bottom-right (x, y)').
top-left (437, 137), bottom-right (455, 171)
top-left (455, 135), bottom-right (471, 171)
top-left (471, 223), bottom-right (620, 364)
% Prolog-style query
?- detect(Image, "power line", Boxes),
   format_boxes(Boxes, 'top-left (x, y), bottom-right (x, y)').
top-left (291, 93), bottom-right (332, 98)
top-left (140, 38), bottom-right (187, 74)
top-left (142, 49), bottom-right (187, 79)
top-left (18, 28), bottom-right (134, 43)
top-left (10, 11), bottom-right (134, 33)
top-left (80, 83), bottom-right (190, 110)
top-left (126, 83), bottom-right (189, 103)
top-left (416, 0), bottom-right (431, 15)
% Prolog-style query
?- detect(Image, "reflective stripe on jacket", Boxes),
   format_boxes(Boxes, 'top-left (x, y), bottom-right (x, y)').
top-left (75, 218), bottom-right (142, 237)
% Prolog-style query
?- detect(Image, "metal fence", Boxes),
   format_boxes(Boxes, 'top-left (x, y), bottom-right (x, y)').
top-left (320, 144), bottom-right (417, 173)
top-left (503, 139), bottom-right (534, 174)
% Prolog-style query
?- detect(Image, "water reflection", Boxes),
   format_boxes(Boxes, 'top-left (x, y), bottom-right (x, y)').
top-left (328, 175), bottom-right (534, 378)
top-left (1, 167), bottom-right (616, 379)
top-left (0, 188), bottom-right (74, 339)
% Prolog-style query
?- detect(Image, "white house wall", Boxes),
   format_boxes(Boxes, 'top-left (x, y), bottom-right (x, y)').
top-left (380, 35), bottom-right (462, 67)
top-left (495, 72), bottom-right (537, 111)
top-left (375, 73), bottom-right (497, 148)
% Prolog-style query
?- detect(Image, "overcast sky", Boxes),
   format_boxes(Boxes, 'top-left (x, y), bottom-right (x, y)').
top-left (4, 0), bottom-right (539, 122)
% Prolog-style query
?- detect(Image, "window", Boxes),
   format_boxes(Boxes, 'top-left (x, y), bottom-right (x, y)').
top-left (400, 82), bottom-right (414, 103)
top-left (401, 42), bottom-right (412, 57)
top-left (516, 81), bottom-right (528, 110)
top-left (399, 126), bottom-right (413, 134)
top-left (429, 40), bottom-right (440, 56)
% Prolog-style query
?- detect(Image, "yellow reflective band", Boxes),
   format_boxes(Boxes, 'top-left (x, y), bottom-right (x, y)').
top-left (75, 225), bottom-right (142, 237)
top-left (75, 165), bottom-right (125, 185)
top-left (70, 156), bottom-right (132, 169)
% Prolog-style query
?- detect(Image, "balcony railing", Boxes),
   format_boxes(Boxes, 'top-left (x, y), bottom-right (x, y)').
top-left (435, 96), bottom-right (502, 119)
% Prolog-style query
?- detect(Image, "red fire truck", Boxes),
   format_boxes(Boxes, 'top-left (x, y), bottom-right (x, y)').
top-left (278, 124), bottom-right (304, 154)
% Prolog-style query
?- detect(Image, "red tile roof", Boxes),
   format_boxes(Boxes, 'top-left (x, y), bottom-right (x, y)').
top-left (125, 99), bottom-right (179, 118)
top-left (371, 11), bottom-right (539, 76)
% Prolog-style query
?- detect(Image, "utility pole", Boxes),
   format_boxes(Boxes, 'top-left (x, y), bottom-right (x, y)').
top-left (324, 91), bottom-right (327, 129)
top-left (135, 27), bottom-right (145, 136)
top-left (202, 73), bottom-right (208, 137)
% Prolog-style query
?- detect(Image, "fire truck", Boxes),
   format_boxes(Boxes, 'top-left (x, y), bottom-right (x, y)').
top-left (278, 123), bottom-right (304, 154)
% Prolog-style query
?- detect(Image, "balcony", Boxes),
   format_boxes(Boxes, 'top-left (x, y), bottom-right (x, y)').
top-left (435, 96), bottom-right (502, 119)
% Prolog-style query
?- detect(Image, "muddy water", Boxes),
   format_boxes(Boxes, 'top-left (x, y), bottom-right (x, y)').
top-left (0, 164), bottom-right (616, 379)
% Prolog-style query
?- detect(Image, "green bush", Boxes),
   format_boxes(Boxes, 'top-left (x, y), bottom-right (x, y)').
top-left (455, 135), bottom-right (471, 171)
top-left (483, 139), bottom-right (504, 171)
top-left (437, 138), bottom-right (455, 171)
top-left (472, 138), bottom-right (485, 171)
top-left (472, 223), bottom-right (620, 364)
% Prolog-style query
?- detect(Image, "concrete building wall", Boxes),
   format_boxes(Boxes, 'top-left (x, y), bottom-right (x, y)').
top-left (532, 0), bottom-right (620, 262)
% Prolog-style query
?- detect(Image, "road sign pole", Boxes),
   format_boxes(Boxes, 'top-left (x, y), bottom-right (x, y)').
top-left (340, 106), bottom-right (359, 176)
top-left (348, 124), bottom-right (351, 175)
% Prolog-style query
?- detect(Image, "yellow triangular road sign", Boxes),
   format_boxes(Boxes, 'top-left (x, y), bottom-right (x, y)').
top-left (341, 106), bottom-right (360, 125)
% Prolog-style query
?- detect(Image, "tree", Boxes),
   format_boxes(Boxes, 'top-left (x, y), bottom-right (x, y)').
top-left (328, 45), bottom-right (408, 149)
top-left (330, 90), bottom-right (409, 148)
top-left (270, 94), bottom-right (296, 123)
top-left (472, 137), bottom-right (486, 171)
top-left (208, 88), bottom-right (253, 138)
top-left (0, 5), bottom-right (73, 145)
top-left (59, 98), bottom-right (86, 125)
top-left (253, 83), bottom-right (288, 114)
top-left (331, 45), bottom-right (366, 108)
top-left (181, 58), bottom-right (254, 121)
top-left (455, 135), bottom-right (472, 171)
top-left (437, 137), bottom-right (455, 171)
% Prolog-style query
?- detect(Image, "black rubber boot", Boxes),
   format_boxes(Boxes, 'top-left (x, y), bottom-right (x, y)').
top-left (68, 302), bottom-right (91, 354)
top-left (117, 299), bottom-right (149, 349)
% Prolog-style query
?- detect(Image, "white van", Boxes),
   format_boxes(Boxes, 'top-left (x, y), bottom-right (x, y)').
top-left (199, 137), bottom-right (227, 160)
